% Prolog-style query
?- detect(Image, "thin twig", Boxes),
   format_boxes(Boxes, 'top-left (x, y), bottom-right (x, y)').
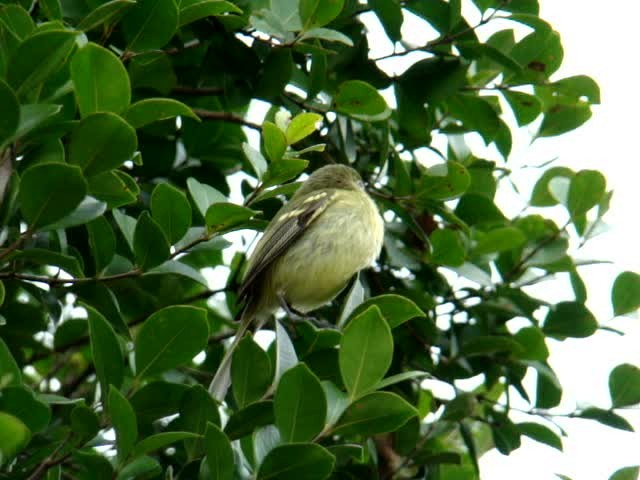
top-left (193, 109), bottom-right (262, 130)
top-left (26, 435), bottom-right (72, 480)
top-left (0, 268), bottom-right (141, 286)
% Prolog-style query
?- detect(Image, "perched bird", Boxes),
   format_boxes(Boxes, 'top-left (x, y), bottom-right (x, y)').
top-left (209, 164), bottom-right (385, 400)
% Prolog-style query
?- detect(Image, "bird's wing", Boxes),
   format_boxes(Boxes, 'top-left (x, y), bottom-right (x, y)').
top-left (238, 189), bottom-right (336, 301)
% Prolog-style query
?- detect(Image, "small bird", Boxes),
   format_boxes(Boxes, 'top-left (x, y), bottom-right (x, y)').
top-left (209, 164), bottom-right (384, 400)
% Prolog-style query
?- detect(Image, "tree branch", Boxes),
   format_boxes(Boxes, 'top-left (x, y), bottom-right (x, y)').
top-left (193, 108), bottom-right (262, 130)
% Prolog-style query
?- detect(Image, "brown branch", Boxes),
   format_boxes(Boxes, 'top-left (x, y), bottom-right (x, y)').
top-left (26, 435), bottom-right (72, 480)
top-left (0, 268), bottom-right (142, 286)
top-left (193, 108), bottom-right (262, 130)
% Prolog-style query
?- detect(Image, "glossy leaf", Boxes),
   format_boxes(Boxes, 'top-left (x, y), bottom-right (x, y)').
top-left (109, 386), bottom-right (138, 462)
top-left (609, 364), bottom-right (640, 408)
top-left (134, 306), bottom-right (208, 377)
top-left (231, 336), bottom-right (272, 408)
top-left (87, 305), bottom-right (124, 393)
top-left (612, 271), bottom-right (640, 316)
top-left (334, 392), bottom-right (417, 436)
top-left (122, 0), bottom-right (179, 51)
top-left (203, 422), bottom-right (234, 480)
top-left (125, 98), bottom-right (198, 128)
top-left (0, 80), bottom-right (19, 147)
top-left (334, 80), bottom-right (391, 121)
top-left (347, 294), bottom-right (425, 329)
top-left (542, 301), bottom-right (598, 339)
top-left (257, 443), bottom-right (335, 480)
top-left (339, 306), bottom-right (393, 399)
top-left (71, 43), bottom-right (131, 117)
top-left (133, 211), bottom-right (170, 269)
top-left (151, 183), bottom-right (192, 244)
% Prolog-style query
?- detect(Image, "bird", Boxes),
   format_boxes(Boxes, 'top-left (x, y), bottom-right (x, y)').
top-left (208, 164), bottom-right (385, 401)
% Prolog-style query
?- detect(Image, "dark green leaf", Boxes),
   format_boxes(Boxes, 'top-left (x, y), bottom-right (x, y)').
top-left (0, 386), bottom-right (50, 433)
top-left (530, 167), bottom-right (574, 207)
top-left (179, 0), bottom-right (241, 26)
top-left (125, 98), bottom-right (198, 128)
top-left (610, 466), bottom-right (640, 480)
top-left (612, 271), bottom-right (640, 316)
top-left (87, 217), bottom-right (116, 272)
top-left (150, 183), bottom-right (192, 244)
top-left (262, 159), bottom-right (309, 188)
top-left (134, 305), bottom-right (208, 377)
top-left (474, 227), bottom-right (526, 255)
top-left (539, 102), bottom-right (591, 137)
top-left (299, 0), bottom-right (344, 28)
top-left (205, 202), bottom-right (256, 232)
top-left (334, 391), bottom-right (416, 436)
top-left (502, 89), bottom-right (542, 126)
top-left (578, 407), bottom-right (633, 432)
top-left (89, 170), bottom-right (140, 208)
top-left (7, 30), bottom-right (77, 98)
top-left (71, 404), bottom-right (100, 441)
top-left (460, 336), bottom-right (523, 357)
top-left (275, 363), bottom-right (326, 442)
top-left (257, 443), bottom-right (335, 480)
top-left (417, 161), bottom-right (471, 202)
top-left (19, 162), bottom-right (87, 228)
top-left (133, 211), bottom-right (170, 269)
top-left (77, 0), bottom-right (136, 31)
top-left (179, 385), bottom-right (220, 458)
top-left (224, 401), bottom-right (275, 440)
top-left (442, 393), bottom-right (475, 421)
top-left (122, 0), bottom-right (178, 51)
top-left (187, 177), bottom-right (227, 218)
top-left (567, 170), bottom-right (606, 218)
top-left (370, 0), bottom-right (402, 41)
top-left (71, 43), bottom-right (131, 117)
top-left (609, 364), bottom-right (640, 408)
top-left (203, 422), bottom-right (234, 480)
top-left (514, 327), bottom-right (549, 361)
top-left (131, 431), bottom-right (200, 458)
top-left (518, 422), bottom-right (562, 451)
top-left (334, 80), bottom-right (390, 121)
top-left (491, 413), bottom-right (521, 454)
top-left (117, 456), bottom-right (161, 480)
top-left (339, 305), bottom-right (393, 400)
top-left (109, 386), bottom-right (138, 462)
top-left (542, 301), bottom-right (598, 339)
top-left (68, 112), bottom-right (137, 176)
top-left (429, 228), bottom-right (465, 266)
top-left (348, 294), bottom-right (426, 329)
top-left (87, 304), bottom-right (123, 393)
top-left (231, 336), bottom-right (272, 408)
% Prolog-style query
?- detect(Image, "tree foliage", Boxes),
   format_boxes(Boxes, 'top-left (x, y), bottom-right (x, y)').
top-left (0, 0), bottom-right (638, 479)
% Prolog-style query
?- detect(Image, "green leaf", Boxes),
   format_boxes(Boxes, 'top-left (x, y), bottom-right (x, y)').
top-left (0, 80), bottom-right (19, 148)
top-left (71, 43), bottom-right (131, 117)
top-left (0, 386), bottom-right (51, 433)
top-left (542, 301), bottom-right (598, 339)
top-left (40, 0), bottom-right (62, 19)
top-left (109, 386), bottom-right (138, 462)
top-left (12, 248), bottom-right (84, 277)
top-left (134, 305), bottom-right (208, 377)
top-left (275, 363), bottom-right (326, 442)
top-left (179, 385), bottom-right (220, 458)
top-left (7, 30), bottom-right (77, 98)
top-left (534, 362), bottom-right (562, 409)
top-left (131, 431), bottom-right (200, 458)
top-left (474, 227), bottom-right (526, 255)
top-left (68, 112), bottom-right (138, 176)
top-left (447, 94), bottom-right (501, 144)
top-left (609, 364), bottom-right (640, 408)
top-left (77, 0), bottom-right (136, 31)
top-left (0, 338), bottom-right (17, 386)
top-left (224, 401), bottom-right (275, 440)
top-left (491, 413), bottom-right (521, 454)
top-left (274, 319), bottom-right (298, 384)
top-left (539, 102), bottom-right (591, 137)
top-left (262, 121), bottom-right (287, 162)
top-left (442, 393), bottom-right (475, 421)
top-left (0, 412), bottom-right (30, 465)
top-left (19, 162), bottom-right (87, 228)
top-left (205, 203), bottom-right (256, 232)
top-left (133, 211), bottom-right (170, 270)
top-left (298, 27), bottom-right (353, 46)
top-left (518, 422), bottom-right (562, 451)
top-left (113, 208), bottom-right (137, 251)
top-left (502, 90), bottom-right (541, 126)
top-left (186, 177), bottom-right (226, 218)
top-left (89, 170), bottom-right (139, 208)
top-left (417, 161), bottom-right (471, 201)
top-left (530, 167), bottom-right (574, 207)
top-left (87, 305), bottom-right (124, 393)
top-left (232, 336), bottom-right (272, 408)
top-left (70, 404), bottom-right (100, 441)
top-left (203, 422), bottom-right (234, 480)
top-left (429, 228), bottom-right (465, 266)
top-left (87, 216), bottom-right (116, 272)
top-left (348, 294), bottom-right (425, 329)
top-left (370, 0), bottom-right (402, 41)
top-left (612, 271), bottom-right (640, 316)
top-left (0, 5), bottom-right (35, 43)
top-left (610, 466), bottom-right (640, 480)
top-left (513, 327), bottom-right (549, 361)
top-left (334, 391), bottom-right (416, 436)
top-left (122, 0), bottom-right (178, 51)
top-left (243, 142), bottom-right (268, 178)
top-left (13, 104), bottom-right (61, 140)
top-left (552, 75), bottom-right (600, 104)
top-left (262, 159), bottom-right (309, 188)
top-left (125, 98), bottom-right (198, 128)
top-left (334, 80), bottom-right (391, 121)
top-left (285, 112), bottom-right (322, 145)
top-left (178, 0), bottom-right (242, 26)
top-left (44, 197), bottom-right (108, 231)
top-left (150, 183), bottom-right (192, 244)
top-left (117, 456), bottom-right (161, 479)
top-left (567, 170), bottom-right (606, 218)
top-left (375, 371), bottom-right (428, 390)
top-left (339, 305), bottom-right (393, 400)
top-left (299, 0), bottom-right (344, 28)
top-left (398, 57), bottom-right (467, 105)
top-left (146, 259), bottom-right (209, 286)
top-left (578, 407), bottom-right (633, 432)
top-left (257, 443), bottom-right (335, 480)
